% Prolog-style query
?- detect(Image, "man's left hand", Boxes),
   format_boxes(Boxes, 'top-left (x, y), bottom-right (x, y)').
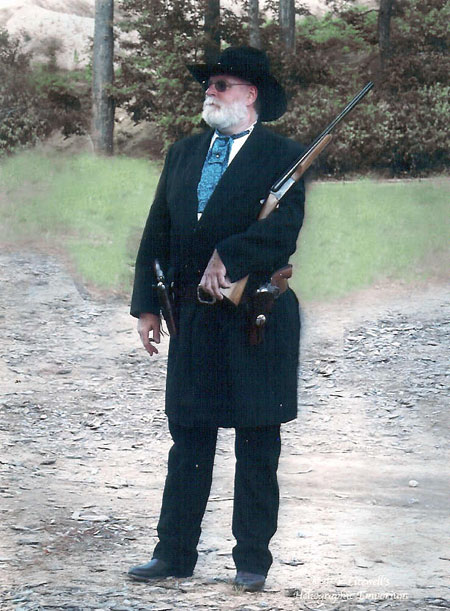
top-left (200, 249), bottom-right (231, 300)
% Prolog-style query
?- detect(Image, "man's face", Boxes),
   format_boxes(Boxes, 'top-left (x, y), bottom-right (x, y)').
top-left (202, 74), bottom-right (258, 132)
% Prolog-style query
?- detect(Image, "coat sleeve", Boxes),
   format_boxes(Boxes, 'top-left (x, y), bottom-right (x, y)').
top-left (130, 148), bottom-right (172, 318)
top-left (216, 177), bottom-right (305, 282)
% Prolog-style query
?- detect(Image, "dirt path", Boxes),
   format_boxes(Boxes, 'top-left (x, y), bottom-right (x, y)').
top-left (0, 251), bottom-right (449, 611)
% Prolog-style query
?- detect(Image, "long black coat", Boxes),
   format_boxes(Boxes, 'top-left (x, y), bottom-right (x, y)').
top-left (131, 122), bottom-right (305, 427)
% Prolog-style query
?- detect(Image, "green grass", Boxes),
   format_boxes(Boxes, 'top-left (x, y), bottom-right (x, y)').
top-left (292, 178), bottom-right (449, 301)
top-left (1, 151), bottom-right (448, 300)
top-left (0, 151), bottom-right (162, 292)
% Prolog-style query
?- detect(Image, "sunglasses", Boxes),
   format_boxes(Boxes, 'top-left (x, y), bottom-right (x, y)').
top-left (203, 79), bottom-right (251, 92)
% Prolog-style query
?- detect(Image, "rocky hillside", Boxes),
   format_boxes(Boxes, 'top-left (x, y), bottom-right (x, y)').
top-left (0, 0), bottom-right (94, 69)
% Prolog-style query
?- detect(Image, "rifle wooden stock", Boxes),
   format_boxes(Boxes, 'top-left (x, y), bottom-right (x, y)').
top-left (220, 134), bottom-right (332, 306)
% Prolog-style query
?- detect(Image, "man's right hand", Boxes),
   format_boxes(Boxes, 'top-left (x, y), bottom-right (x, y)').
top-left (138, 313), bottom-right (161, 356)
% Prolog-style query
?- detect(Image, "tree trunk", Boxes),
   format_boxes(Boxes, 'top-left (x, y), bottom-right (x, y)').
top-left (92, 0), bottom-right (114, 155)
top-left (378, 0), bottom-right (395, 69)
top-left (248, 0), bottom-right (261, 49)
top-left (204, 0), bottom-right (220, 64)
top-left (279, 0), bottom-right (295, 53)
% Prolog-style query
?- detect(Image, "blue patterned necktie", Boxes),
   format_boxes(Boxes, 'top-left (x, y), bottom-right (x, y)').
top-left (197, 129), bottom-right (250, 214)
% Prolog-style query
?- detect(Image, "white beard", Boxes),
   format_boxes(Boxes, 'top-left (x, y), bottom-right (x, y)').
top-left (202, 97), bottom-right (249, 132)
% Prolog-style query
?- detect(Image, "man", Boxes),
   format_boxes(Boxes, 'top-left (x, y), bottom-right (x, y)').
top-left (128, 46), bottom-right (305, 592)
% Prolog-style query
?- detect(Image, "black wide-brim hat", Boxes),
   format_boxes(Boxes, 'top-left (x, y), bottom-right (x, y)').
top-left (187, 46), bottom-right (287, 122)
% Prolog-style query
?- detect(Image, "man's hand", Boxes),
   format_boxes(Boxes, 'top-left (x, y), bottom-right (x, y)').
top-left (199, 249), bottom-right (231, 300)
top-left (138, 312), bottom-right (161, 356)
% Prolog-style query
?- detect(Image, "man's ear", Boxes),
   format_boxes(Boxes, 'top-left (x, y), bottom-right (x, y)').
top-left (247, 85), bottom-right (258, 107)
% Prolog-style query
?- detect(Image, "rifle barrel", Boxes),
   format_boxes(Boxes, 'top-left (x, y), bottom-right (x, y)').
top-left (272, 81), bottom-right (374, 193)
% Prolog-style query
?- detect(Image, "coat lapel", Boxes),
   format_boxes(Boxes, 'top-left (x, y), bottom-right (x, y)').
top-left (199, 123), bottom-right (274, 223)
top-left (177, 129), bottom-right (214, 227)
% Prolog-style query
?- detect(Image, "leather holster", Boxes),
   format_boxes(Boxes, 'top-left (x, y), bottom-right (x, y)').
top-left (248, 265), bottom-right (293, 346)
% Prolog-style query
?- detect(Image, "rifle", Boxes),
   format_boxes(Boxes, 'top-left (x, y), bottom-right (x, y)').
top-left (154, 260), bottom-right (177, 337)
top-left (220, 81), bottom-right (374, 306)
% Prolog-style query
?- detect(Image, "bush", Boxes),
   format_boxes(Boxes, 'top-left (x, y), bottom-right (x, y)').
top-left (31, 65), bottom-right (91, 138)
top-left (0, 30), bottom-right (47, 153)
top-left (0, 29), bottom-right (91, 155)
top-left (273, 0), bottom-right (449, 175)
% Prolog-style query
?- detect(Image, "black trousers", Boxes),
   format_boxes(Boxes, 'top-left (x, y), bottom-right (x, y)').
top-left (152, 420), bottom-right (282, 577)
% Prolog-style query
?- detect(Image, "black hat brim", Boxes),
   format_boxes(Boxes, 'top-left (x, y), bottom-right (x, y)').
top-left (187, 63), bottom-right (287, 122)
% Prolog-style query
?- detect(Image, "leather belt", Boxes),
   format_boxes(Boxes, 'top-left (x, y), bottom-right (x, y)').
top-left (174, 284), bottom-right (253, 305)
top-left (173, 279), bottom-right (289, 306)
top-left (174, 284), bottom-right (244, 305)
top-left (173, 285), bottom-right (202, 301)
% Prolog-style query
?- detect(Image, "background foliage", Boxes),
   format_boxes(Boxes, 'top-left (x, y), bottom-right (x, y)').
top-left (0, 29), bottom-right (90, 156)
top-left (1, 0), bottom-right (449, 175)
top-left (114, 0), bottom-right (449, 175)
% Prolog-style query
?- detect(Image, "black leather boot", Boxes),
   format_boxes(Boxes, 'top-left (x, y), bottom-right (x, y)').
top-left (234, 571), bottom-right (266, 592)
top-left (128, 558), bottom-right (192, 581)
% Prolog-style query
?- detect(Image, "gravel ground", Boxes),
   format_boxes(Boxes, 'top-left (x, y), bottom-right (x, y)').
top-left (0, 251), bottom-right (449, 611)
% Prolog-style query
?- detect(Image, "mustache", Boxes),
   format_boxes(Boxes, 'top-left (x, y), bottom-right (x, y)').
top-left (203, 97), bottom-right (223, 109)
